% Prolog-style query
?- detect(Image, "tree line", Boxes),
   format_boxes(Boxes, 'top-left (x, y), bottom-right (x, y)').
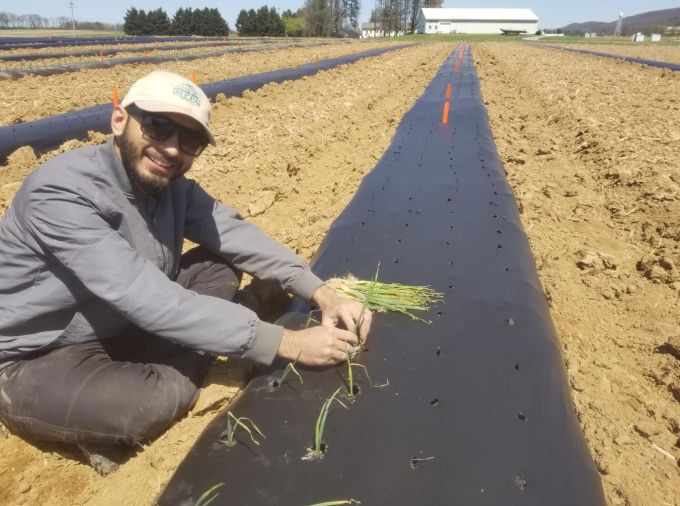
top-left (303, 0), bottom-right (361, 37)
top-left (236, 2), bottom-right (360, 38)
top-left (123, 7), bottom-right (230, 36)
top-left (236, 6), bottom-right (286, 36)
top-left (369, 0), bottom-right (442, 36)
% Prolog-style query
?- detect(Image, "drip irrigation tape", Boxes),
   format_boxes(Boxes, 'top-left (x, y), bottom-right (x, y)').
top-left (0, 45), bottom-right (409, 161)
top-left (0, 41), bottom-right (338, 81)
top-left (529, 43), bottom-right (680, 72)
top-left (156, 45), bottom-right (606, 505)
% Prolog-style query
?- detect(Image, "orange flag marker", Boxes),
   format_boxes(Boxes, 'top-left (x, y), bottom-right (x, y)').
top-left (191, 72), bottom-right (197, 83)
top-left (113, 86), bottom-right (119, 109)
top-left (442, 101), bottom-right (450, 125)
top-left (446, 83), bottom-right (452, 100)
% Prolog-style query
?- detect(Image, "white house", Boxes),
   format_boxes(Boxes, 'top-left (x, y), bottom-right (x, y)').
top-left (361, 22), bottom-right (404, 38)
top-left (417, 8), bottom-right (539, 35)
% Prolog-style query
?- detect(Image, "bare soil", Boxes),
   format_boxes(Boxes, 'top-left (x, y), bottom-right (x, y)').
top-left (0, 40), bottom-right (354, 70)
top-left (0, 42), bottom-right (452, 506)
top-left (546, 42), bottom-right (680, 65)
top-left (0, 39), bottom-right (397, 125)
top-left (0, 40), bottom-right (678, 506)
top-left (476, 41), bottom-right (680, 506)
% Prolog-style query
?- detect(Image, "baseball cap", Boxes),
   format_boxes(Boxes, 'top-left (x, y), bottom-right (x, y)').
top-left (121, 70), bottom-right (216, 146)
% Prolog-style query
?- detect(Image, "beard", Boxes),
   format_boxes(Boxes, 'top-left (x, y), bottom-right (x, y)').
top-left (118, 128), bottom-right (170, 196)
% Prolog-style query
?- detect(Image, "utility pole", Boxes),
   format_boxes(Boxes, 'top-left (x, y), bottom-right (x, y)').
top-left (69, 2), bottom-right (76, 38)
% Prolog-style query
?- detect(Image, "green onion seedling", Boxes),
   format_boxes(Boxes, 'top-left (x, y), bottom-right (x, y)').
top-left (194, 482), bottom-right (224, 506)
top-left (305, 309), bottom-right (321, 328)
top-left (220, 411), bottom-right (265, 448)
top-left (352, 262), bottom-right (379, 341)
top-left (303, 387), bottom-right (347, 460)
top-left (326, 263), bottom-right (444, 323)
top-left (343, 347), bottom-right (388, 395)
top-left (272, 351), bottom-right (303, 389)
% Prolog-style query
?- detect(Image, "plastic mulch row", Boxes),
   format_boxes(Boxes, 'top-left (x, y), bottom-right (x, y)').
top-left (0, 35), bottom-right (231, 51)
top-left (0, 45), bottom-right (409, 161)
top-left (156, 44), bottom-right (606, 505)
top-left (0, 39), bottom-right (280, 62)
top-left (530, 43), bottom-right (680, 72)
top-left (0, 41), bottom-right (339, 81)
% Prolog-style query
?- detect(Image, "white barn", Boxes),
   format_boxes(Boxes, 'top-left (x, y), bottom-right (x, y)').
top-left (417, 8), bottom-right (539, 35)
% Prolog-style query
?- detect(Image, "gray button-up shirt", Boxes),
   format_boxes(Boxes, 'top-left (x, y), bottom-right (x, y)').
top-left (0, 139), bottom-right (323, 366)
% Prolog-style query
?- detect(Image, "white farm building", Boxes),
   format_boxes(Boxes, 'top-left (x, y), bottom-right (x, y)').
top-left (417, 8), bottom-right (539, 35)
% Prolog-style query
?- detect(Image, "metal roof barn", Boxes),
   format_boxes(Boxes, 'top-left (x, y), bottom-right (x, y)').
top-left (417, 8), bottom-right (539, 35)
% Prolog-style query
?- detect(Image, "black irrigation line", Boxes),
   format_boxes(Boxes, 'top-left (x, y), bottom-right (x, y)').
top-left (0, 35), bottom-right (229, 51)
top-left (157, 44), bottom-right (606, 505)
top-left (0, 40), bottom-right (343, 81)
top-left (529, 43), bottom-right (680, 71)
top-left (0, 38), bottom-right (292, 62)
top-left (0, 45), bottom-right (409, 161)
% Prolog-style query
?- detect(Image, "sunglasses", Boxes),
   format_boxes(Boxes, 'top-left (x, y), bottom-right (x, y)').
top-left (128, 106), bottom-right (208, 156)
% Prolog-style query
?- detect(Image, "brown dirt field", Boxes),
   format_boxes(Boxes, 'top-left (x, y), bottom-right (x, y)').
top-left (0, 39), bottom-right (678, 506)
top-left (544, 42), bottom-right (680, 65)
top-left (476, 42), bottom-right (679, 505)
top-left (0, 39), bottom-right (398, 126)
top-left (0, 41), bottom-right (453, 506)
top-left (0, 40), bottom-right (351, 70)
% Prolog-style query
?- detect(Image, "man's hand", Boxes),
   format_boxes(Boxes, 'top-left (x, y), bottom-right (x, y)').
top-left (277, 326), bottom-right (360, 366)
top-left (312, 284), bottom-right (372, 343)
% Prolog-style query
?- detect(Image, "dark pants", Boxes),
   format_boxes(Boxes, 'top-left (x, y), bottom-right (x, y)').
top-left (0, 247), bottom-right (241, 446)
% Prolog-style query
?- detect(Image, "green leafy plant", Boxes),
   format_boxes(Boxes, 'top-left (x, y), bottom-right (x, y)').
top-left (194, 482), bottom-right (224, 506)
top-left (343, 347), bottom-right (389, 395)
top-left (220, 411), bottom-right (265, 447)
top-left (272, 351), bottom-right (303, 389)
top-left (303, 387), bottom-right (348, 460)
top-left (345, 347), bottom-right (370, 396)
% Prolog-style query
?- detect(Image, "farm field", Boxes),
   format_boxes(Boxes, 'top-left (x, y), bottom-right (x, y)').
top-left (0, 39), bottom-right (351, 70)
top-left (0, 39), bottom-right (395, 125)
top-left (0, 39), bottom-right (679, 505)
top-left (541, 41), bottom-right (680, 64)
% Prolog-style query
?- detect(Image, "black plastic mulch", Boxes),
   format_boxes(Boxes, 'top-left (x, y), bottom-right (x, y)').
top-left (156, 44), bottom-right (606, 506)
top-left (530, 43), bottom-right (680, 72)
top-left (0, 45), bottom-right (409, 161)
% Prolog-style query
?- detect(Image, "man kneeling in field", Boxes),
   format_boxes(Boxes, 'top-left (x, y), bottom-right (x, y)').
top-left (0, 70), bottom-right (371, 474)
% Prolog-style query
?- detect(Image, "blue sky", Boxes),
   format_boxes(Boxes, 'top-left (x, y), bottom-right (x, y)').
top-left (4, 1), bottom-right (679, 29)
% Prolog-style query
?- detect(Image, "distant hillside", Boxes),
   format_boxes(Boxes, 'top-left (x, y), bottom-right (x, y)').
top-left (561, 7), bottom-right (680, 35)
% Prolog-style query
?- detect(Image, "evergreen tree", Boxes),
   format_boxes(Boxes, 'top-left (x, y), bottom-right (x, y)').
top-left (172, 7), bottom-right (194, 35)
top-left (123, 7), bottom-right (142, 35)
top-left (147, 8), bottom-right (170, 35)
top-left (236, 9), bottom-right (248, 34)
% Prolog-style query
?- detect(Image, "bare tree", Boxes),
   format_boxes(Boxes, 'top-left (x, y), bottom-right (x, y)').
top-left (304, 0), bottom-right (331, 36)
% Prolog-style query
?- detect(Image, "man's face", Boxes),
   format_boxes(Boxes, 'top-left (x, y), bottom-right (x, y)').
top-left (115, 107), bottom-right (206, 195)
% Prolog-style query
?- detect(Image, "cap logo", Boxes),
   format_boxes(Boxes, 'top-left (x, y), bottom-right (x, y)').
top-left (173, 83), bottom-right (201, 107)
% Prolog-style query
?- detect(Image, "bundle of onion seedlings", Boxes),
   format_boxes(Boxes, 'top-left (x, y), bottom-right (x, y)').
top-left (326, 271), bottom-right (444, 323)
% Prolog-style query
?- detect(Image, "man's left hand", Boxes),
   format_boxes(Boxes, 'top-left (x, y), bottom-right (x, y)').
top-left (312, 284), bottom-right (372, 343)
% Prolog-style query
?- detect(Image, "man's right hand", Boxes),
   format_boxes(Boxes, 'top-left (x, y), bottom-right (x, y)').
top-left (277, 326), bottom-right (359, 366)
